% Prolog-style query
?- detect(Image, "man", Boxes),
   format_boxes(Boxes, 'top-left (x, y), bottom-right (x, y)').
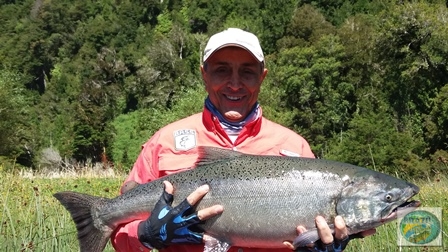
top-left (111, 28), bottom-right (374, 252)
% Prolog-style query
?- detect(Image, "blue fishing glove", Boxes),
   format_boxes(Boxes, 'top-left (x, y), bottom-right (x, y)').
top-left (137, 187), bottom-right (203, 249)
top-left (294, 233), bottom-right (362, 252)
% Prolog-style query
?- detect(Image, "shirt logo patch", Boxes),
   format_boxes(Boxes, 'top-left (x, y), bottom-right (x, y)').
top-left (173, 129), bottom-right (197, 151)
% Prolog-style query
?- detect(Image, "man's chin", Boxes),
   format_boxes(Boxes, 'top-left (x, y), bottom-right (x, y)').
top-left (223, 111), bottom-right (244, 122)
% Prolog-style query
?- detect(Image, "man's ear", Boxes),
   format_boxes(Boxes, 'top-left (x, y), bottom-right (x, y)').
top-left (260, 68), bottom-right (268, 82)
top-left (200, 65), bottom-right (207, 82)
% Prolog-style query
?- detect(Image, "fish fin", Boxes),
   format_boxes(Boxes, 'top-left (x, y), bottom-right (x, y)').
top-left (54, 191), bottom-right (112, 252)
top-left (292, 224), bottom-right (334, 248)
top-left (121, 180), bottom-right (140, 194)
top-left (292, 229), bottom-right (320, 248)
top-left (203, 235), bottom-right (231, 252)
top-left (196, 146), bottom-right (243, 166)
top-left (292, 225), bottom-right (335, 248)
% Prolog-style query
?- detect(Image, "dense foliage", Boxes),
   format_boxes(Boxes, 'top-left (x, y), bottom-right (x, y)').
top-left (1, 0), bottom-right (447, 177)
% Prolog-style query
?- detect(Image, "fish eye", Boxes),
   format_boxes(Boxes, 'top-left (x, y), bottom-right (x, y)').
top-left (385, 193), bottom-right (393, 202)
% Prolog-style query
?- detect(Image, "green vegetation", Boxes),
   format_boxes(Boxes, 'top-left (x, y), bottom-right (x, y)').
top-left (1, 2), bottom-right (447, 252)
top-left (1, 171), bottom-right (446, 251)
top-left (1, 1), bottom-right (448, 249)
top-left (0, 171), bottom-right (123, 251)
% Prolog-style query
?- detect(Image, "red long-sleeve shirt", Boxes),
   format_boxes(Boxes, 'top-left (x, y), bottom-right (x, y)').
top-left (111, 107), bottom-right (315, 252)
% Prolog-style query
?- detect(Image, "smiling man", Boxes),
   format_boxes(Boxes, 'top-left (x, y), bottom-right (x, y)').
top-left (111, 28), bottom-right (371, 252)
top-left (201, 29), bottom-right (267, 124)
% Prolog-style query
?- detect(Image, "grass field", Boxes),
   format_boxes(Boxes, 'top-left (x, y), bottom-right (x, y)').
top-left (1, 170), bottom-right (446, 252)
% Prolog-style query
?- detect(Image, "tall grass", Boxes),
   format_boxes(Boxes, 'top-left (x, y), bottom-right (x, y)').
top-left (1, 171), bottom-right (446, 251)
top-left (0, 170), bottom-right (122, 251)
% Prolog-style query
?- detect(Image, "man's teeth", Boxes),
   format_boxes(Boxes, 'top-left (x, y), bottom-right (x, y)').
top-left (226, 95), bottom-right (241, 101)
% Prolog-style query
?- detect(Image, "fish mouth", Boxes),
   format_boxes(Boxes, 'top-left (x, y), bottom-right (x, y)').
top-left (381, 200), bottom-right (421, 223)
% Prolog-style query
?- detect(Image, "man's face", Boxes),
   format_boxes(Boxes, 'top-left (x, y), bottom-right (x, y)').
top-left (201, 47), bottom-right (268, 122)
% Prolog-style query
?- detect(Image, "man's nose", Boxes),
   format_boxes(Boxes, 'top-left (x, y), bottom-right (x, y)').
top-left (227, 72), bottom-right (242, 90)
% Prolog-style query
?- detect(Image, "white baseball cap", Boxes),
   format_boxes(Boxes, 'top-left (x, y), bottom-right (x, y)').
top-left (203, 28), bottom-right (264, 63)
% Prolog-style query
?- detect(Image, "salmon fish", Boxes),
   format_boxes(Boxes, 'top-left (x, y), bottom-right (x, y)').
top-left (54, 147), bottom-right (420, 252)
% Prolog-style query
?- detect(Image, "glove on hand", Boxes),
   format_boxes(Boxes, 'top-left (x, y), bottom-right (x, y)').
top-left (138, 187), bottom-right (203, 249)
top-left (294, 233), bottom-right (363, 252)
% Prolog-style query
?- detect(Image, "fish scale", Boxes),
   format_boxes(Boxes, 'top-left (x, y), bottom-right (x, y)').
top-left (54, 147), bottom-right (420, 252)
top-left (197, 177), bottom-right (341, 246)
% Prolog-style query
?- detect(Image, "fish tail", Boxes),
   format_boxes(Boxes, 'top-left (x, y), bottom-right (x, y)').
top-left (54, 191), bottom-right (111, 252)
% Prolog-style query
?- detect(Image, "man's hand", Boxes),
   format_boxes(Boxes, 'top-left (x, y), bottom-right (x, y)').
top-left (283, 216), bottom-right (376, 252)
top-left (138, 181), bottom-right (224, 249)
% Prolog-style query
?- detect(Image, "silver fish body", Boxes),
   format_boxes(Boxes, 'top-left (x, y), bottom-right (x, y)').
top-left (54, 147), bottom-right (420, 252)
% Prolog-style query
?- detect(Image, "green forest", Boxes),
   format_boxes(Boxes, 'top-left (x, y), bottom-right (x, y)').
top-left (1, 0), bottom-right (447, 177)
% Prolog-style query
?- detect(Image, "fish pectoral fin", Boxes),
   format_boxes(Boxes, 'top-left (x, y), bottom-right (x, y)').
top-left (203, 235), bottom-right (231, 252)
top-left (293, 223), bottom-right (337, 248)
top-left (292, 229), bottom-right (320, 248)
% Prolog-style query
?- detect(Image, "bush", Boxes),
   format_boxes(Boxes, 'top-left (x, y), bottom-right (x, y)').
top-left (39, 147), bottom-right (63, 171)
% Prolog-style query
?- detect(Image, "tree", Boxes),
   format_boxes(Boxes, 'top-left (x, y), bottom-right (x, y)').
top-left (426, 84), bottom-right (448, 153)
top-left (325, 107), bottom-right (429, 177)
top-left (71, 47), bottom-right (128, 162)
top-left (259, 0), bottom-right (296, 54)
top-left (373, 2), bottom-right (448, 157)
top-left (298, 0), bottom-right (391, 26)
top-left (273, 34), bottom-right (353, 154)
top-left (125, 27), bottom-right (198, 109)
top-left (111, 82), bottom-right (206, 170)
top-left (277, 4), bottom-right (336, 49)
top-left (0, 70), bottom-right (34, 165)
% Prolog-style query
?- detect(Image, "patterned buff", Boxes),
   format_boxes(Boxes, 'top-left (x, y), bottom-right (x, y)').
top-left (204, 97), bottom-right (260, 132)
